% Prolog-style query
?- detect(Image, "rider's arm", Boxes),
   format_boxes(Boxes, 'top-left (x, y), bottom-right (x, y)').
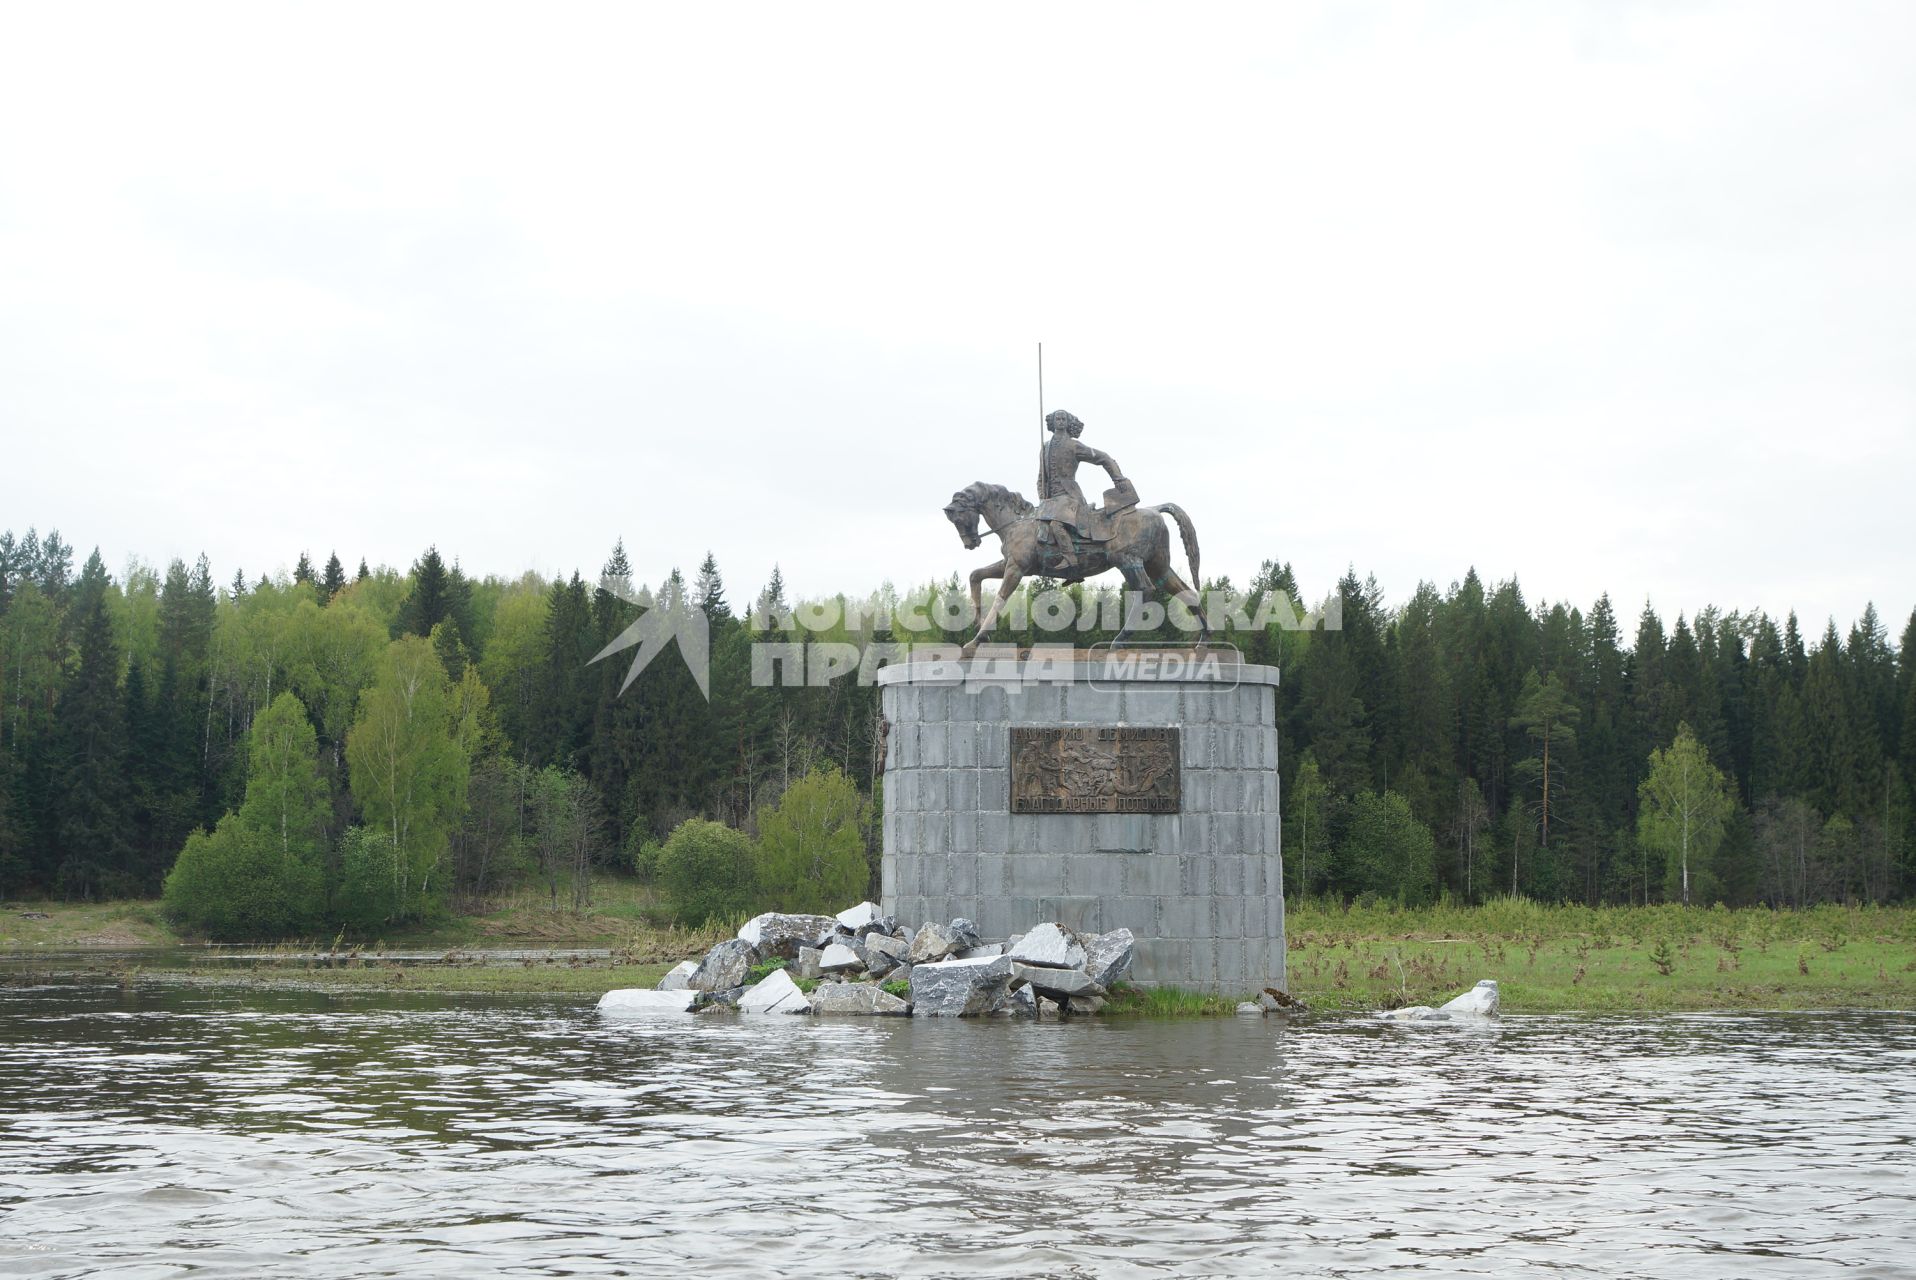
top-left (1077, 444), bottom-right (1125, 482)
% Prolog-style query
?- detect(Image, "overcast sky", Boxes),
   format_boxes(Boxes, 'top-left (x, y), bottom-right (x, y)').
top-left (2, 2), bottom-right (1911, 637)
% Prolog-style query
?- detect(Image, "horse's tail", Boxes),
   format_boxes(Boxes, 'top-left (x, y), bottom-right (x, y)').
top-left (1154, 502), bottom-right (1201, 587)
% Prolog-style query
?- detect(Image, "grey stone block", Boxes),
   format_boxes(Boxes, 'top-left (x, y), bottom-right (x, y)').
top-left (976, 853), bottom-right (1007, 895)
top-left (953, 807), bottom-right (978, 856)
top-left (1008, 853), bottom-right (1064, 894)
top-left (949, 725), bottom-right (977, 768)
top-left (1212, 856), bottom-right (1244, 897)
top-left (1131, 855), bottom-right (1182, 897)
top-left (1161, 895), bottom-right (1209, 939)
top-left (1094, 814), bottom-right (1152, 853)
top-left (1214, 893), bottom-right (1245, 939)
top-left (1038, 895), bottom-right (1103, 933)
top-left (1181, 728), bottom-right (1213, 769)
top-left (919, 724), bottom-right (948, 767)
top-left (1066, 854), bottom-right (1124, 898)
top-left (947, 855), bottom-right (977, 897)
top-left (1039, 815), bottom-right (1085, 855)
top-left (979, 811), bottom-right (1009, 854)
top-left (1120, 688), bottom-right (1183, 724)
top-left (1062, 685), bottom-right (1122, 722)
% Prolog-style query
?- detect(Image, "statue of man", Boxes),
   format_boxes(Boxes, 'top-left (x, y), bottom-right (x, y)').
top-left (1034, 409), bottom-right (1125, 570)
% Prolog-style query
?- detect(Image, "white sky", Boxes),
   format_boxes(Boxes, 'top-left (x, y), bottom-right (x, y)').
top-left (2, 2), bottom-right (1911, 637)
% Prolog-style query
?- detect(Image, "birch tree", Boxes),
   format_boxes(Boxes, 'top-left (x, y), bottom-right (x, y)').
top-left (1637, 722), bottom-right (1733, 906)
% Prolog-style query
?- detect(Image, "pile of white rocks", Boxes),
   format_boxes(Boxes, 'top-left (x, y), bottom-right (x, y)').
top-left (597, 902), bottom-right (1135, 1018)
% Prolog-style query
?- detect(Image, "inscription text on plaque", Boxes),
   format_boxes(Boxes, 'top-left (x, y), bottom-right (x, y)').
top-left (1009, 726), bottom-right (1182, 814)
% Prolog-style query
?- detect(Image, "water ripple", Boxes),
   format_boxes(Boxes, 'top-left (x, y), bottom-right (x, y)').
top-left (1, 984), bottom-right (1912, 1276)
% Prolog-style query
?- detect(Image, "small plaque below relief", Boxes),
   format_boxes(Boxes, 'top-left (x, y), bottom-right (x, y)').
top-left (1009, 726), bottom-right (1181, 814)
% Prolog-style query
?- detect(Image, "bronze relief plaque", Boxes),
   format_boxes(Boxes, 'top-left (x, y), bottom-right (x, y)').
top-left (1009, 726), bottom-right (1181, 814)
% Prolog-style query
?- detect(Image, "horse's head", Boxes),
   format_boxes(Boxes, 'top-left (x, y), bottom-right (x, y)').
top-left (944, 489), bottom-right (982, 551)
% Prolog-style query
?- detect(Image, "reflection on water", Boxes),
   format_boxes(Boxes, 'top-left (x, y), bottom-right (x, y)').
top-left (1, 981), bottom-right (1912, 1277)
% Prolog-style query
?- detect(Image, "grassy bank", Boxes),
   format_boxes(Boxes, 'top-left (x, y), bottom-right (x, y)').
top-left (1284, 898), bottom-right (1916, 1012)
top-left (9, 891), bottom-right (1916, 1011)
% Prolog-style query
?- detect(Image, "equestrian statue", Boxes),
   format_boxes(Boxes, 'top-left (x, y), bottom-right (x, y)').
top-left (943, 408), bottom-right (1207, 658)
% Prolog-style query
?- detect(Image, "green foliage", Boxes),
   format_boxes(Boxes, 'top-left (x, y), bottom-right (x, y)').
top-left (345, 637), bottom-right (467, 923)
top-left (658, 817), bottom-right (757, 926)
top-left (237, 692), bottom-right (330, 863)
top-left (1639, 723), bottom-right (1735, 906)
top-left (881, 979), bottom-right (911, 999)
top-left (1336, 790), bottom-right (1437, 904)
top-left (162, 814), bottom-right (321, 940)
top-left (753, 765), bottom-right (868, 914)
top-left (746, 958), bottom-right (788, 983)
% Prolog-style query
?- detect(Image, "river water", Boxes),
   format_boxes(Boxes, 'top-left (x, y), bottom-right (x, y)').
top-left (2, 977), bottom-right (1912, 1278)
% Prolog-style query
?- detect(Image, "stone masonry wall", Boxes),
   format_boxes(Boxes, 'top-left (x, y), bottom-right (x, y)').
top-left (879, 661), bottom-right (1284, 994)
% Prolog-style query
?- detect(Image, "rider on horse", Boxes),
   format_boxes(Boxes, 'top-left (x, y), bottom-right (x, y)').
top-left (1035, 410), bottom-right (1127, 572)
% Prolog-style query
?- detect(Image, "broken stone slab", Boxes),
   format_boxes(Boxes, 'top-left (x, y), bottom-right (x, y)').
top-left (690, 938), bottom-right (757, 992)
top-left (864, 948), bottom-right (900, 979)
top-left (1235, 1002), bottom-right (1265, 1016)
top-left (1439, 979), bottom-right (1500, 1017)
top-left (810, 983), bottom-right (911, 1016)
top-left (954, 942), bottom-right (1004, 960)
top-left (657, 960), bottom-right (698, 991)
top-left (738, 968), bottom-right (813, 1014)
top-left (950, 918), bottom-right (983, 950)
top-left (794, 947), bottom-right (823, 981)
top-left (598, 988), bottom-right (699, 1014)
top-left (818, 942), bottom-right (865, 974)
top-left (1080, 928), bottom-right (1135, 988)
top-left (738, 913), bottom-right (841, 960)
top-left (1009, 961), bottom-right (1106, 1003)
top-left (1065, 995), bottom-right (1106, 1015)
top-left (835, 901), bottom-right (881, 931)
top-left (1373, 1005), bottom-right (1449, 1022)
top-left (909, 954), bottom-right (1012, 1017)
top-left (858, 915), bottom-right (902, 941)
top-left (908, 921), bottom-right (962, 965)
top-left (865, 934), bottom-right (908, 964)
top-left (1008, 922), bottom-right (1086, 970)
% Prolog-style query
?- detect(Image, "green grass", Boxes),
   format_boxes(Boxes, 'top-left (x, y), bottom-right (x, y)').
top-left (1284, 898), bottom-right (1916, 1013)
top-left (12, 890), bottom-right (1916, 1012)
top-left (1103, 983), bottom-right (1242, 1017)
top-left (0, 899), bottom-right (175, 950)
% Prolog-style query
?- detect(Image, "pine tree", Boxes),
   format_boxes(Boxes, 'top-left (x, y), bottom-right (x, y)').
top-left (356, 558), bottom-right (370, 583)
top-left (293, 552), bottom-right (315, 587)
top-left (1510, 670), bottom-right (1579, 850)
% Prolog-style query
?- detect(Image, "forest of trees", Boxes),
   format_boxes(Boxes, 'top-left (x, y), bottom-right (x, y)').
top-left (1, 524), bottom-right (1911, 931)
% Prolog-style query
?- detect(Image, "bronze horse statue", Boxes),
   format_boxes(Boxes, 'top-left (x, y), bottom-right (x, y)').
top-left (942, 481), bottom-right (1208, 657)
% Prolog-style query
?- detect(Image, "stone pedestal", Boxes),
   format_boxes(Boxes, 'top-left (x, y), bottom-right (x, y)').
top-left (878, 651), bottom-right (1284, 995)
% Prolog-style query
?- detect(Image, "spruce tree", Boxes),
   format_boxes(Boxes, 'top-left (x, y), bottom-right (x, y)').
top-left (397, 546), bottom-right (453, 640)
top-left (356, 558), bottom-right (370, 583)
top-left (53, 596), bottom-right (132, 895)
top-left (694, 552), bottom-right (728, 620)
top-left (293, 552), bottom-right (315, 586)
top-left (321, 553), bottom-right (346, 601)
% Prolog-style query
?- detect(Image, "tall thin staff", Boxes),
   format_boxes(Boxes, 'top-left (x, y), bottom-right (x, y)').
top-left (1037, 342), bottom-right (1045, 452)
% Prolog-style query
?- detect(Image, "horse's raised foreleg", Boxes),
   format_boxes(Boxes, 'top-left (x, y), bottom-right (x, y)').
top-left (961, 564), bottom-right (1023, 660)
